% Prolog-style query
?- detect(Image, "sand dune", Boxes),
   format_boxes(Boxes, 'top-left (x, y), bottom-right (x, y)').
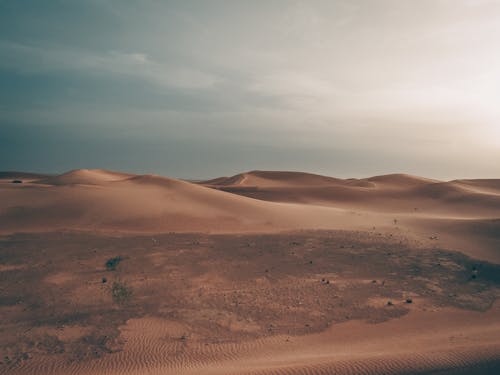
top-left (203, 170), bottom-right (348, 187)
top-left (1, 169), bottom-right (499, 260)
top-left (36, 169), bottom-right (134, 185)
top-left (0, 170), bottom-right (287, 233)
top-left (1, 169), bottom-right (500, 374)
top-left (0, 169), bottom-right (387, 234)
top-left (200, 170), bottom-right (500, 218)
top-left (366, 173), bottom-right (440, 187)
top-left (202, 171), bottom-right (438, 189)
top-left (450, 179), bottom-right (500, 195)
top-left (200, 171), bottom-right (500, 263)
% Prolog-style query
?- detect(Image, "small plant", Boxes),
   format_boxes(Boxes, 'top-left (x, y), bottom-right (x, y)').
top-left (111, 281), bottom-right (131, 305)
top-left (105, 256), bottom-right (123, 270)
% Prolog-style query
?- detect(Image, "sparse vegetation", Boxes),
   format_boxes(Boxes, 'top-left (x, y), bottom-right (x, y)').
top-left (105, 256), bottom-right (123, 270)
top-left (3, 231), bottom-right (500, 368)
top-left (111, 281), bottom-right (132, 304)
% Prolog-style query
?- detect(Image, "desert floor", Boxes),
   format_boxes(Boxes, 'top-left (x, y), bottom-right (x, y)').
top-left (1, 170), bottom-right (499, 374)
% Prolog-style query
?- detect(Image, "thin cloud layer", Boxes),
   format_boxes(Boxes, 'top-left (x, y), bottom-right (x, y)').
top-left (1, 0), bottom-right (499, 179)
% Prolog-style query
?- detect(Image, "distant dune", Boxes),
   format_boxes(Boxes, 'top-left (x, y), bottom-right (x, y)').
top-left (1, 168), bottom-right (499, 262)
top-left (36, 169), bottom-right (134, 185)
top-left (200, 170), bottom-right (500, 217)
top-left (0, 169), bottom-right (286, 233)
top-left (203, 170), bottom-right (349, 187)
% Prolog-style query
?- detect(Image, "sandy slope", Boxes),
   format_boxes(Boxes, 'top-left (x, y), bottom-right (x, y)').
top-left (36, 169), bottom-right (134, 185)
top-left (200, 170), bottom-right (500, 263)
top-left (200, 171), bottom-right (500, 217)
top-left (1, 169), bottom-right (499, 261)
top-left (0, 169), bottom-right (406, 234)
top-left (0, 169), bottom-right (287, 233)
top-left (1, 169), bottom-right (500, 374)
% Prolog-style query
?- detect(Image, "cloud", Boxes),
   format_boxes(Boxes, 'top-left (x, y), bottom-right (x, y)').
top-left (0, 41), bottom-right (217, 90)
top-left (1, 1), bottom-right (500, 178)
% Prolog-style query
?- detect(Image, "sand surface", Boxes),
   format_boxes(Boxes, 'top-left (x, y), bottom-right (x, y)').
top-left (1, 169), bottom-right (499, 374)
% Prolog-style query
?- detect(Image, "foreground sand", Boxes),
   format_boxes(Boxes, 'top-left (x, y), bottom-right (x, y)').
top-left (1, 169), bottom-right (500, 374)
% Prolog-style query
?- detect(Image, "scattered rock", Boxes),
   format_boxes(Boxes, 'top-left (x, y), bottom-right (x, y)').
top-left (406, 298), bottom-right (413, 304)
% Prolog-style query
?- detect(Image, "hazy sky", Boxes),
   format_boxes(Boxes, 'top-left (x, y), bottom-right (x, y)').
top-left (1, 0), bottom-right (499, 179)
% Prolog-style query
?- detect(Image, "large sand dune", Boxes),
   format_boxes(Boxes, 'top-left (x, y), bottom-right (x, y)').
top-left (1, 169), bottom-right (500, 374)
top-left (0, 169), bottom-right (290, 233)
top-left (200, 171), bottom-right (500, 217)
top-left (1, 169), bottom-right (499, 261)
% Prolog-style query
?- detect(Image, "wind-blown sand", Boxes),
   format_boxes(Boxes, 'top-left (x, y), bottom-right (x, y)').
top-left (1, 169), bottom-right (499, 374)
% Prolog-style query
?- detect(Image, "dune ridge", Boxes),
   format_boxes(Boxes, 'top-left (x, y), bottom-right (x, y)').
top-left (200, 170), bottom-right (500, 219)
top-left (36, 169), bottom-right (134, 186)
top-left (1, 168), bottom-right (499, 261)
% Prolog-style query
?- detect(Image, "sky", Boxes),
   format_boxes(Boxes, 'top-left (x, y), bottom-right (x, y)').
top-left (1, 0), bottom-right (500, 179)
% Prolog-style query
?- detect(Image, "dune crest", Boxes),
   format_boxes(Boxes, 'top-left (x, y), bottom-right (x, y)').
top-left (203, 170), bottom-right (346, 188)
top-left (36, 169), bottom-right (133, 186)
top-left (366, 173), bottom-right (440, 187)
top-left (1, 168), bottom-right (500, 261)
